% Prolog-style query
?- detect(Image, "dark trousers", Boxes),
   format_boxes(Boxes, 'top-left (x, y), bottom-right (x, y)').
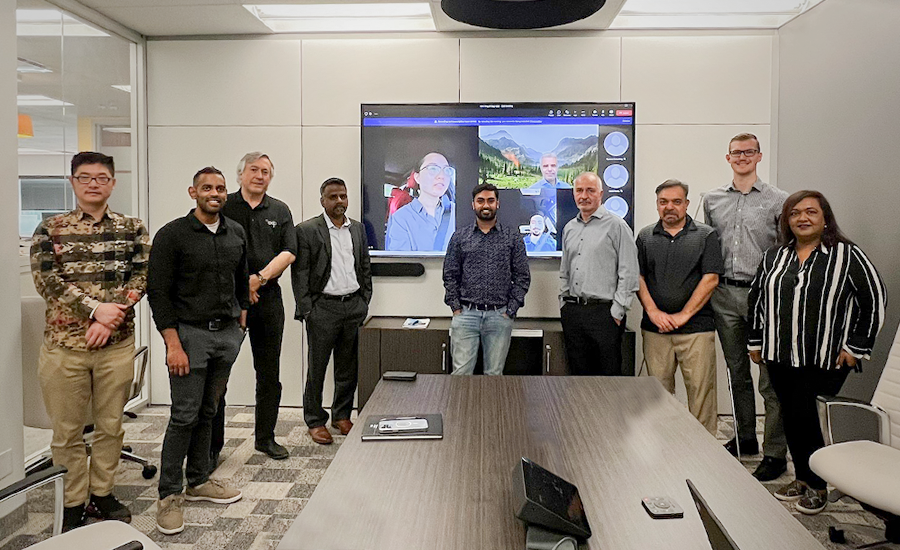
top-left (711, 284), bottom-right (786, 458)
top-left (159, 322), bottom-right (242, 500)
top-left (560, 302), bottom-right (625, 376)
top-left (767, 361), bottom-right (850, 489)
top-left (304, 294), bottom-right (368, 428)
top-left (211, 286), bottom-right (285, 452)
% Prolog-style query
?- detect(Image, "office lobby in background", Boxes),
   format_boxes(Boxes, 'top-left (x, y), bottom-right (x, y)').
top-left (2, 0), bottom-right (900, 548)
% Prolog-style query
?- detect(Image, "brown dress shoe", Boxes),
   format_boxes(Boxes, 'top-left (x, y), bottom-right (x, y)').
top-left (308, 426), bottom-right (333, 445)
top-left (332, 419), bottom-right (353, 435)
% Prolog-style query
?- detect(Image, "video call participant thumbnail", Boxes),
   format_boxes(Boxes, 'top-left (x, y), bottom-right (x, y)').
top-left (523, 213), bottom-right (557, 252)
top-left (385, 152), bottom-right (456, 252)
top-left (522, 153), bottom-right (571, 231)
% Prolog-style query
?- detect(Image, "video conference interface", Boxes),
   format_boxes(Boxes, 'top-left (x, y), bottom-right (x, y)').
top-left (361, 103), bottom-right (636, 258)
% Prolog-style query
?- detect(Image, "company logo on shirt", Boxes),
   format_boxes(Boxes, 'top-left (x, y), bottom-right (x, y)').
top-left (265, 219), bottom-right (277, 228)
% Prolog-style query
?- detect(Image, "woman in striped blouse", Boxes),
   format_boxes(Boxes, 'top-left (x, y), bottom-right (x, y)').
top-left (748, 190), bottom-right (886, 515)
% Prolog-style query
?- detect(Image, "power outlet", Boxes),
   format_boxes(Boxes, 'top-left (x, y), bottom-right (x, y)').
top-left (0, 448), bottom-right (12, 479)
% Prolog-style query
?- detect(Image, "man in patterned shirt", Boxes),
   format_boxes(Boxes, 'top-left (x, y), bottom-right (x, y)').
top-left (443, 183), bottom-right (530, 375)
top-left (31, 151), bottom-right (150, 531)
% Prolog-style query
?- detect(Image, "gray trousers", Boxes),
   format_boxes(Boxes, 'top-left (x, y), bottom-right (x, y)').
top-left (159, 321), bottom-right (242, 499)
top-left (711, 284), bottom-right (787, 459)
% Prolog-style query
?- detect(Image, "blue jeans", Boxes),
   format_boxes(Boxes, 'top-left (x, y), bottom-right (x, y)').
top-left (450, 306), bottom-right (514, 376)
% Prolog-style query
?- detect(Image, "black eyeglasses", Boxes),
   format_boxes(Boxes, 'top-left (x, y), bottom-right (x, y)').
top-left (74, 175), bottom-right (112, 185)
top-left (729, 149), bottom-right (759, 157)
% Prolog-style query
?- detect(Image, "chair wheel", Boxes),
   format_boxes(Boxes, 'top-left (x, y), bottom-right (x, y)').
top-left (142, 465), bottom-right (158, 479)
top-left (828, 526), bottom-right (845, 543)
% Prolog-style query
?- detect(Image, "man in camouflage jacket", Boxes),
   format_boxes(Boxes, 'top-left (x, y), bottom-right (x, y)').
top-left (31, 151), bottom-right (150, 531)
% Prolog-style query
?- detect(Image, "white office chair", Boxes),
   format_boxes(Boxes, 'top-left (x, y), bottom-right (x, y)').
top-left (25, 520), bottom-right (161, 550)
top-left (809, 327), bottom-right (900, 548)
top-left (21, 296), bottom-right (157, 479)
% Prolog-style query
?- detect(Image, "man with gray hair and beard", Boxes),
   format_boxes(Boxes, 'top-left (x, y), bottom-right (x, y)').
top-left (210, 152), bottom-right (297, 465)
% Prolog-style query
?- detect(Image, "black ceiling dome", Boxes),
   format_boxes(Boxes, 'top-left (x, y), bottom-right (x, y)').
top-left (441, 0), bottom-right (606, 30)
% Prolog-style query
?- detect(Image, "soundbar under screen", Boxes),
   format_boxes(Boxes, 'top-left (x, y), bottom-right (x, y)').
top-left (361, 102), bottom-right (635, 258)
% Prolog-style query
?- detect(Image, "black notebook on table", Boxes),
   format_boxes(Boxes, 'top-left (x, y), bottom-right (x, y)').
top-left (360, 414), bottom-right (443, 441)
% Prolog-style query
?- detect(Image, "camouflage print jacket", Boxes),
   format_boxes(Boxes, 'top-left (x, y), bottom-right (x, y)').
top-left (31, 207), bottom-right (151, 350)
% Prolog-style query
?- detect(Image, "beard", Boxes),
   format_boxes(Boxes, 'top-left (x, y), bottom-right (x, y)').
top-left (476, 208), bottom-right (496, 221)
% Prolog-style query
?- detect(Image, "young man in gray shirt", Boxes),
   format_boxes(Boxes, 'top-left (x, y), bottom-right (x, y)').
top-left (703, 133), bottom-right (789, 481)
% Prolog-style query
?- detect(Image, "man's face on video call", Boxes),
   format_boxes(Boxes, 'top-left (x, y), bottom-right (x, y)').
top-left (530, 215), bottom-right (545, 236)
top-left (540, 156), bottom-right (558, 182)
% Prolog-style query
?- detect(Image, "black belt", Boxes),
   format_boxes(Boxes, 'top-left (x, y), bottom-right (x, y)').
top-left (722, 278), bottom-right (752, 288)
top-left (321, 292), bottom-right (358, 302)
top-left (184, 318), bottom-right (235, 331)
top-left (461, 300), bottom-right (504, 311)
top-left (562, 296), bottom-right (611, 306)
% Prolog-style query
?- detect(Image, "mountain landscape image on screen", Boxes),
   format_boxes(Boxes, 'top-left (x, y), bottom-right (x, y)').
top-left (478, 129), bottom-right (599, 188)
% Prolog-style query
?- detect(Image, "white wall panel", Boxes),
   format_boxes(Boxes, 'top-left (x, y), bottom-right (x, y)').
top-left (301, 39), bottom-right (459, 127)
top-left (622, 35), bottom-right (772, 125)
top-left (631, 124), bottom-right (771, 232)
top-left (147, 125), bottom-right (304, 405)
top-left (459, 37), bottom-right (621, 102)
top-left (299, 126), bottom-right (359, 221)
top-left (148, 40), bottom-right (301, 127)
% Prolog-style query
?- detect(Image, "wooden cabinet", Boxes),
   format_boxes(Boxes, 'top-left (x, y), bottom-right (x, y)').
top-left (357, 316), bottom-right (635, 410)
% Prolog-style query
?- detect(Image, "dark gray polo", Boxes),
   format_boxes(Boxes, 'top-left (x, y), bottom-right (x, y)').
top-left (636, 215), bottom-right (724, 334)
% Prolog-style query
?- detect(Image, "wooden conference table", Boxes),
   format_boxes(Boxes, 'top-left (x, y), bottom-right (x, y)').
top-left (278, 375), bottom-right (823, 550)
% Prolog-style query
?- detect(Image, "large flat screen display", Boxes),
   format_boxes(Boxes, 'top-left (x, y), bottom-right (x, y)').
top-left (361, 102), bottom-right (635, 258)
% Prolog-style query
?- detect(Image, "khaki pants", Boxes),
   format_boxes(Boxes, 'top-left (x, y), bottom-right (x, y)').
top-left (642, 330), bottom-right (717, 435)
top-left (38, 336), bottom-right (135, 507)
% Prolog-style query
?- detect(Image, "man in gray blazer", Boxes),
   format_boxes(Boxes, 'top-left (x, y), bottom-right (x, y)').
top-left (292, 177), bottom-right (372, 445)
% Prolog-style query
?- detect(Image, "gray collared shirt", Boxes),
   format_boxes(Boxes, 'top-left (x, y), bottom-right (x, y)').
top-left (559, 205), bottom-right (639, 320)
top-left (702, 178), bottom-right (788, 281)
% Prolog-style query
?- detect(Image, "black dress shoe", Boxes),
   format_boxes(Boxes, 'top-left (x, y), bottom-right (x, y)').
top-left (752, 456), bottom-right (788, 481)
top-left (255, 439), bottom-right (289, 460)
top-left (62, 504), bottom-right (86, 532)
top-left (724, 437), bottom-right (759, 456)
top-left (86, 493), bottom-right (131, 523)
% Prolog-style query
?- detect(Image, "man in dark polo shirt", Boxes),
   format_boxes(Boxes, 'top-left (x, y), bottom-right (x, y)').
top-left (211, 152), bottom-right (296, 464)
top-left (636, 180), bottom-right (723, 434)
top-left (147, 166), bottom-right (247, 535)
top-left (443, 183), bottom-right (530, 375)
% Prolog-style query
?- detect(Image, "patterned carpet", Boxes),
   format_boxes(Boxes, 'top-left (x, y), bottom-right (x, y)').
top-left (0, 408), bottom-right (895, 549)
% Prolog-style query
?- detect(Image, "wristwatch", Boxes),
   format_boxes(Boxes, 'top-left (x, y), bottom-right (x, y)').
top-left (256, 273), bottom-right (268, 286)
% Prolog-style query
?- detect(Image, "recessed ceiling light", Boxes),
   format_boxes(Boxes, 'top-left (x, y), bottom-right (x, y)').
top-left (18, 147), bottom-right (79, 155)
top-left (244, 3), bottom-right (435, 33)
top-left (17, 57), bottom-right (52, 74)
top-left (17, 95), bottom-right (74, 107)
top-left (112, 85), bottom-right (131, 93)
top-left (612, 0), bottom-right (823, 29)
top-left (17, 9), bottom-right (109, 37)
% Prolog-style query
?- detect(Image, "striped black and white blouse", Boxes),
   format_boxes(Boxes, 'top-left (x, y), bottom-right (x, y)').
top-left (748, 241), bottom-right (886, 369)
